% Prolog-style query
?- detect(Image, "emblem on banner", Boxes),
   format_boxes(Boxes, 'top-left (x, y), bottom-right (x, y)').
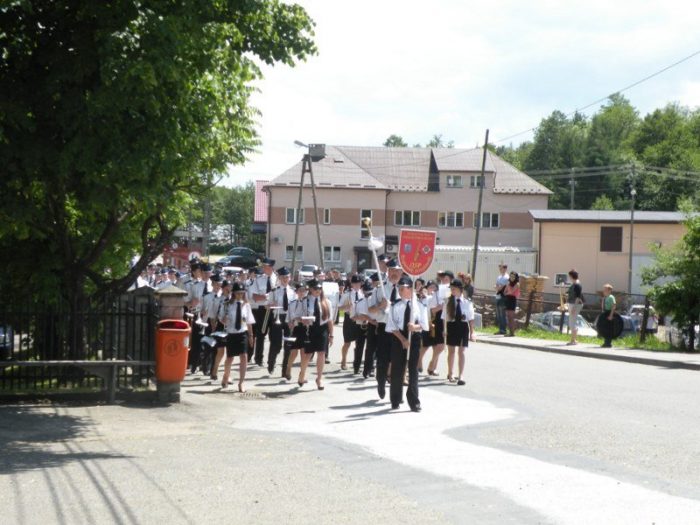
top-left (398, 229), bottom-right (437, 276)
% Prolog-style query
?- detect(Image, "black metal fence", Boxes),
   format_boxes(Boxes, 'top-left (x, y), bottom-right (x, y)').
top-left (0, 292), bottom-right (157, 392)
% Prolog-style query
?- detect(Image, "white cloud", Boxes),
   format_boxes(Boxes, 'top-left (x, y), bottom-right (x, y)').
top-left (224, 0), bottom-right (700, 187)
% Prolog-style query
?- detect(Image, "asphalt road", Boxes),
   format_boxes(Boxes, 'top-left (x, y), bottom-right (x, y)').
top-left (1, 339), bottom-right (699, 524)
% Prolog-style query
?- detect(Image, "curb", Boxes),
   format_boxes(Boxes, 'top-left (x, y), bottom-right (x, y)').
top-left (477, 337), bottom-right (700, 371)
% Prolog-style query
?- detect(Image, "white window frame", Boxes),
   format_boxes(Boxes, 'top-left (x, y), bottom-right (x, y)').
top-left (323, 246), bottom-right (341, 263)
top-left (285, 245), bottom-right (303, 261)
top-left (394, 210), bottom-right (421, 227)
top-left (446, 175), bottom-right (463, 188)
top-left (474, 212), bottom-right (500, 229)
top-left (360, 209), bottom-right (373, 239)
top-left (323, 208), bottom-right (331, 225)
top-left (285, 207), bottom-right (305, 225)
top-left (438, 211), bottom-right (464, 228)
top-left (469, 175), bottom-right (484, 188)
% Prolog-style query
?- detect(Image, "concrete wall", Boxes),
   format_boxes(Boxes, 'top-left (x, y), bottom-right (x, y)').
top-left (537, 221), bottom-right (686, 295)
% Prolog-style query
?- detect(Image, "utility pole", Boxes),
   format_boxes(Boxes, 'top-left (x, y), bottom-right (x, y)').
top-left (290, 164), bottom-right (306, 278)
top-left (471, 129), bottom-right (489, 281)
top-left (569, 168), bottom-right (576, 210)
top-left (627, 164), bottom-right (637, 295)
top-left (306, 153), bottom-right (325, 270)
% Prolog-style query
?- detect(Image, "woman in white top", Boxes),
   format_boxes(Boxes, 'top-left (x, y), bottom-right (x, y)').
top-left (221, 282), bottom-right (255, 392)
top-left (443, 279), bottom-right (474, 386)
top-left (285, 283), bottom-right (308, 381)
top-left (299, 279), bottom-right (334, 390)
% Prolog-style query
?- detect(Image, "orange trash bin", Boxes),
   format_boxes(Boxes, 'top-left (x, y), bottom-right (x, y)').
top-left (155, 319), bottom-right (191, 383)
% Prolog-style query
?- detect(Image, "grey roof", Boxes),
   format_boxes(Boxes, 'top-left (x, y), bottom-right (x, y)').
top-left (268, 145), bottom-right (550, 194)
top-left (529, 210), bottom-right (687, 223)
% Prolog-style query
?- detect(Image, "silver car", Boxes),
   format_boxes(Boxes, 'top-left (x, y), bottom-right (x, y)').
top-left (530, 311), bottom-right (598, 337)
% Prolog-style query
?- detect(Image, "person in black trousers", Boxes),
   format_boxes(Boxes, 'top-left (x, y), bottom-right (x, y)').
top-left (387, 276), bottom-right (425, 412)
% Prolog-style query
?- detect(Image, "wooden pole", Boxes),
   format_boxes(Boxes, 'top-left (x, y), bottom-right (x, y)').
top-left (290, 159), bottom-right (306, 278)
top-left (306, 154), bottom-right (325, 270)
top-left (471, 129), bottom-right (489, 280)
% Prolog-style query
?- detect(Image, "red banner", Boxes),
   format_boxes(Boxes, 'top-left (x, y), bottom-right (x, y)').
top-left (399, 229), bottom-right (437, 276)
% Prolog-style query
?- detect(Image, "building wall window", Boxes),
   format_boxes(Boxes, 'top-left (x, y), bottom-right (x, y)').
top-left (394, 210), bottom-right (421, 227)
top-left (474, 212), bottom-right (500, 229)
top-left (323, 208), bottom-right (331, 225)
top-left (438, 211), bottom-right (464, 228)
top-left (446, 175), bottom-right (463, 188)
top-left (470, 175), bottom-right (484, 188)
top-left (285, 245), bottom-right (303, 261)
top-left (324, 246), bottom-right (341, 263)
top-left (285, 208), bottom-right (305, 224)
top-left (360, 209), bottom-right (372, 239)
top-left (600, 226), bottom-right (623, 252)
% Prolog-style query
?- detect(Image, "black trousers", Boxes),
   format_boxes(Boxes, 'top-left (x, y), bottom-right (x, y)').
top-left (375, 323), bottom-right (389, 395)
top-left (188, 322), bottom-right (203, 372)
top-left (252, 306), bottom-right (268, 363)
top-left (390, 331), bottom-right (420, 409)
top-left (363, 323), bottom-right (377, 376)
top-left (268, 314), bottom-right (289, 371)
top-left (353, 326), bottom-right (367, 373)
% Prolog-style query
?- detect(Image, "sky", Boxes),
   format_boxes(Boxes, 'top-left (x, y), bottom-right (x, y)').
top-left (223, 0), bottom-right (700, 187)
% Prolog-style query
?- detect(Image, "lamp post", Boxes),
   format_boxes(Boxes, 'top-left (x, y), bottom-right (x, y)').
top-left (628, 187), bottom-right (637, 294)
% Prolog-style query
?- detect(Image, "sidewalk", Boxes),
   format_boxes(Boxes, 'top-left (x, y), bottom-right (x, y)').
top-left (477, 333), bottom-right (700, 371)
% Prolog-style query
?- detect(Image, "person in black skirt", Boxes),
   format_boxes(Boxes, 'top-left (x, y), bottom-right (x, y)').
top-left (444, 279), bottom-right (474, 386)
top-left (417, 280), bottom-right (437, 373)
top-left (284, 282), bottom-right (308, 381)
top-left (221, 282), bottom-right (255, 392)
top-left (298, 279), bottom-right (334, 390)
top-left (338, 276), bottom-right (360, 370)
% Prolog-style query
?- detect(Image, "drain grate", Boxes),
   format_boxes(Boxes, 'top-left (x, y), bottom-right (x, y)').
top-left (237, 391), bottom-right (266, 400)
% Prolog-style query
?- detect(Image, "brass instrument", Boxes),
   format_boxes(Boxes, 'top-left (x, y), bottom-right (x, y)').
top-left (361, 217), bottom-right (385, 303)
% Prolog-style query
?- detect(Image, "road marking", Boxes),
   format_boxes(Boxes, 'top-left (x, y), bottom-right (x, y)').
top-left (232, 375), bottom-right (700, 524)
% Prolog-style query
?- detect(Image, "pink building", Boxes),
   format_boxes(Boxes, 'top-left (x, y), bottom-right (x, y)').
top-left (262, 145), bottom-right (551, 273)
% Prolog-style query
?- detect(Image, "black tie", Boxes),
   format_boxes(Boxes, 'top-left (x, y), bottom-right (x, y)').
top-left (282, 288), bottom-right (289, 311)
top-left (314, 298), bottom-right (320, 326)
top-left (456, 299), bottom-right (462, 321)
top-left (235, 301), bottom-right (242, 330)
top-left (355, 291), bottom-right (359, 302)
top-left (403, 301), bottom-right (411, 335)
top-left (266, 277), bottom-right (271, 293)
top-left (390, 285), bottom-right (397, 304)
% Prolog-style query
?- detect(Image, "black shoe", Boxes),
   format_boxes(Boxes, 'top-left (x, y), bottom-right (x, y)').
top-left (457, 379), bottom-right (466, 386)
top-left (410, 405), bottom-right (422, 412)
top-left (267, 365), bottom-right (274, 374)
top-left (369, 371), bottom-right (375, 377)
top-left (378, 383), bottom-right (385, 399)
top-left (353, 368), bottom-right (360, 375)
top-left (255, 361), bottom-right (263, 367)
top-left (391, 404), bottom-right (400, 410)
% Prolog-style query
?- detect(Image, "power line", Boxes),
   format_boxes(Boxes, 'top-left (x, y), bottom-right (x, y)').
top-left (494, 48), bottom-right (700, 144)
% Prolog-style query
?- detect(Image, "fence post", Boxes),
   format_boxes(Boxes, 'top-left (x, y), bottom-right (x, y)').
top-left (640, 296), bottom-right (650, 343)
top-left (525, 290), bottom-right (535, 329)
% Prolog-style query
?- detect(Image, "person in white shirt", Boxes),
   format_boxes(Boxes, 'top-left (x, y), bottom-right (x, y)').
top-left (386, 276), bottom-right (428, 412)
top-left (426, 271), bottom-right (453, 376)
top-left (298, 279), bottom-right (334, 390)
top-left (221, 282), bottom-right (255, 392)
top-left (443, 279), bottom-right (474, 386)
top-left (210, 279), bottom-right (231, 380)
top-left (339, 275), bottom-right (362, 371)
top-left (249, 258), bottom-right (278, 366)
top-left (268, 266), bottom-right (294, 376)
top-left (284, 282), bottom-right (308, 381)
top-left (362, 274), bottom-right (381, 378)
top-left (495, 263), bottom-right (510, 335)
top-left (416, 279), bottom-right (435, 373)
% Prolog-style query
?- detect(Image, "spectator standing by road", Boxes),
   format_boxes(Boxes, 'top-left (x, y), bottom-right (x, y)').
top-left (566, 270), bottom-right (585, 346)
top-left (600, 284), bottom-right (617, 348)
top-left (495, 264), bottom-right (510, 335)
top-left (504, 272), bottom-right (520, 337)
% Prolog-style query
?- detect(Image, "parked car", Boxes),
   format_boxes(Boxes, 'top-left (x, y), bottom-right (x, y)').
top-left (530, 311), bottom-right (598, 337)
top-left (297, 264), bottom-right (319, 282)
top-left (361, 268), bottom-right (378, 281)
top-left (628, 304), bottom-right (659, 333)
top-left (220, 265), bottom-right (244, 276)
top-left (217, 247), bottom-right (261, 269)
top-left (0, 324), bottom-right (14, 360)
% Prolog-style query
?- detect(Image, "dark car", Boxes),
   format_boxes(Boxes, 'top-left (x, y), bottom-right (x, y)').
top-left (217, 247), bottom-right (261, 269)
top-left (0, 324), bottom-right (14, 360)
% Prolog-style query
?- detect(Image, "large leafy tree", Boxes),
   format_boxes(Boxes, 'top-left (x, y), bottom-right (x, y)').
top-left (642, 205), bottom-right (700, 351)
top-left (0, 1), bottom-right (316, 306)
top-left (383, 134), bottom-right (408, 147)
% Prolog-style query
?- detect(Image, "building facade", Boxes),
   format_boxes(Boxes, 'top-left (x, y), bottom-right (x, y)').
top-left (530, 210), bottom-right (687, 295)
top-left (263, 145), bottom-right (551, 273)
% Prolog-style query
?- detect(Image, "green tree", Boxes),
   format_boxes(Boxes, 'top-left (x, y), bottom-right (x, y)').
top-left (208, 183), bottom-right (260, 251)
top-left (0, 0), bottom-right (315, 309)
top-left (590, 195), bottom-right (615, 210)
top-left (642, 206), bottom-right (700, 350)
top-left (383, 134), bottom-right (408, 147)
top-left (426, 134), bottom-right (455, 148)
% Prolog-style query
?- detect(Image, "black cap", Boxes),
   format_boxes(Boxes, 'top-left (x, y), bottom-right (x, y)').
top-left (350, 274), bottom-right (363, 284)
top-left (398, 276), bottom-right (413, 288)
top-left (450, 279), bottom-right (464, 289)
top-left (425, 279), bottom-right (437, 289)
top-left (190, 262), bottom-right (201, 271)
top-left (438, 270), bottom-right (454, 279)
top-left (386, 258), bottom-right (402, 270)
top-left (210, 273), bottom-right (222, 283)
top-left (293, 281), bottom-right (307, 291)
top-left (378, 254), bottom-right (390, 262)
top-left (261, 257), bottom-right (275, 266)
top-left (307, 279), bottom-right (323, 290)
top-left (221, 280), bottom-right (230, 288)
top-left (370, 273), bottom-right (380, 282)
top-left (362, 280), bottom-right (373, 292)
top-left (200, 263), bottom-right (212, 272)
top-left (231, 282), bottom-right (246, 293)
top-left (254, 267), bottom-right (263, 275)
top-left (277, 266), bottom-right (291, 276)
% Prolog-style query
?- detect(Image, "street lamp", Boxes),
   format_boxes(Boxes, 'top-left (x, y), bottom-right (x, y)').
top-left (628, 187), bottom-right (637, 294)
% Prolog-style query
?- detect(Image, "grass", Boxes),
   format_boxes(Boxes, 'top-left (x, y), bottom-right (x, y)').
top-left (477, 326), bottom-right (687, 352)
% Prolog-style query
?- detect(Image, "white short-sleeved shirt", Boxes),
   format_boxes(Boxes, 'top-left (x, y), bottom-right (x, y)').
top-left (248, 273), bottom-right (278, 307)
top-left (443, 296), bottom-right (475, 322)
top-left (224, 301), bottom-right (256, 334)
top-left (386, 297), bottom-right (429, 333)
